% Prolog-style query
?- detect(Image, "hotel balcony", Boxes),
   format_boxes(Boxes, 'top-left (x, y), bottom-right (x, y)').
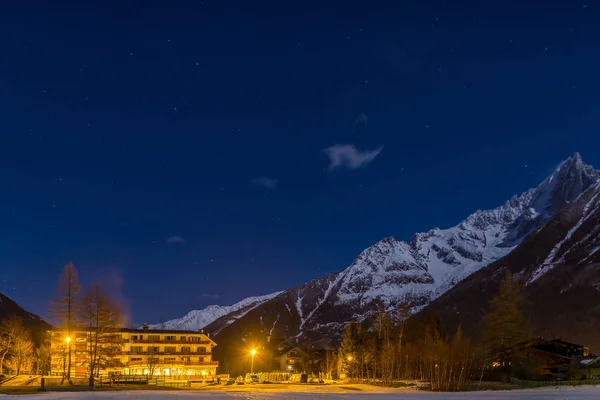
top-left (124, 351), bottom-right (211, 356)
top-left (126, 360), bottom-right (219, 366)
top-left (130, 339), bottom-right (212, 344)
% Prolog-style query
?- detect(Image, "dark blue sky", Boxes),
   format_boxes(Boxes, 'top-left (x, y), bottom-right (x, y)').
top-left (1, 0), bottom-right (599, 326)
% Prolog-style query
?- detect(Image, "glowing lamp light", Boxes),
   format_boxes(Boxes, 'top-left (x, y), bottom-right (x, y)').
top-left (65, 337), bottom-right (71, 343)
top-left (250, 349), bottom-right (257, 374)
top-left (347, 356), bottom-right (353, 361)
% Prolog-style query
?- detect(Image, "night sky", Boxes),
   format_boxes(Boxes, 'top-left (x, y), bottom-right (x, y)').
top-left (1, 1), bottom-right (599, 326)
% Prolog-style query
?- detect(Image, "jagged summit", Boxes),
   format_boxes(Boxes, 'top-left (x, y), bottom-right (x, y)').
top-left (331, 153), bottom-right (600, 313)
top-left (528, 152), bottom-right (598, 217)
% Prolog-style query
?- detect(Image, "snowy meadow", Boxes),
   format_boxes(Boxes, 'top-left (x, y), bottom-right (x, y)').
top-left (2, 387), bottom-right (600, 400)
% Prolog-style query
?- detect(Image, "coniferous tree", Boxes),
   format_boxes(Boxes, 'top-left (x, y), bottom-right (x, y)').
top-left (483, 270), bottom-right (530, 376)
top-left (339, 321), bottom-right (357, 378)
top-left (425, 313), bottom-right (447, 342)
top-left (50, 262), bottom-right (82, 383)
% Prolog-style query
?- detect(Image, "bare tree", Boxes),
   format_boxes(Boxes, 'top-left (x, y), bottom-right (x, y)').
top-left (396, 302), bottom-right (411, 378)
top-left (376, 311), bottom-right (395, 385)
top-left (335, 307), bottom-right (478, 390)
top-left (146, 346), bottom-right (160, 377)
top-left (79, 283), bottom-right (123, 386)
top-left (6, 333), bottom-right (34, 375)
top-left (324, 350), bottom-right (337, 380)
top-left (50, 262), bottom-right (82, 383)
top-left (35, 343), bottom-right (52, 376)
top-left (0, 318), bottom-right (34, 376)
top-left (0, 318), bottom-right (29, 375)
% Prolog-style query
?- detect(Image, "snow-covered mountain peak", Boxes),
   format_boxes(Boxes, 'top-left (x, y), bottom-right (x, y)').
top-left (528, 153), bottom-right (599, 217)
top-left (147, 292), bottom-right (283, 331)
top-left (330, 153), bottom-right (600, 313)
top-left (158, 153), bottom-right (600, 345)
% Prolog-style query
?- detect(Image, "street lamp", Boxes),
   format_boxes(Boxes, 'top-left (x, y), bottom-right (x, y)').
top-left (346, 355), bottom-right (353, 378)
top-left (65, 337), bottom-right (72, 383)
top-left (250, 349), bottom-right (256, 374)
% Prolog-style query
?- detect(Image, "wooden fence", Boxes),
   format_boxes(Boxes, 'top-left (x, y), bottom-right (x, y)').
top-left (40, 375), bottom-right (196, 389)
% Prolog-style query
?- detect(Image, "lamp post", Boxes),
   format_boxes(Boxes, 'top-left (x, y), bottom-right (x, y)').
top-left (347, 355), bottom-right (353, 378)
top-left (65, 336), bottom-right (72, 383)
top-left (250, 349), bottom-right (256, 374)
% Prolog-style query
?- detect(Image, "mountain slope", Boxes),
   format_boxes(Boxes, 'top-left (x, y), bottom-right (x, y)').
top-left (158, 153), bottom-right (598, 350)
top-left (417, 179), bottom-right (600, 350)
top-left (201, 153), bottom-right (598, 346)
top-left (147, 292), bottom-right (283, 331)
top-left (0, 292), bottom-right (51, 344)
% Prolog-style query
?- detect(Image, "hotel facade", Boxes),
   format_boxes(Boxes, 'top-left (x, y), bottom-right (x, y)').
top-left (49, 326), bottom-right (218, 377)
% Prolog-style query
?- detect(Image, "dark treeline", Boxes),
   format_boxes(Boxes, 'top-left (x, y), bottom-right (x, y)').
top-left (337, 271), bottom-right (531, 390)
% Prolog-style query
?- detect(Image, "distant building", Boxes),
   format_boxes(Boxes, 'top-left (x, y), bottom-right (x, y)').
top-left (274, 346), bottom-right (334, 376)
top-left (521, 338), bottom-right (593, 379)
top-left (49, 325), bottom-right (218, 377)
top-left (274, 347), bottom-right (307, 373)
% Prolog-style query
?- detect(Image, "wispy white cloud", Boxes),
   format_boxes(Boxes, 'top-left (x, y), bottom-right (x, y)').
top-left (166, 235), bottom-right (185, 244)
top-left (202, 293), bottom-right (219, 300)
top-left (252, 176), bottom-right (278, 189)
top-left (324, 144), bottom-right (383, 170)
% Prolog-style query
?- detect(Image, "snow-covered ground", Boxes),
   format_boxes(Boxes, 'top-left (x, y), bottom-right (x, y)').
top-left (2, 386), bottom-right (600, 399)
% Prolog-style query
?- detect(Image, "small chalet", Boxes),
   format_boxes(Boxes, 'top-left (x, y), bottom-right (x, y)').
top-left (274, 347), bottom-right (306, 373)
top-left (521, 338), bottom-right (593, 379)
top-left (273, 347), bottom-right (332, 375)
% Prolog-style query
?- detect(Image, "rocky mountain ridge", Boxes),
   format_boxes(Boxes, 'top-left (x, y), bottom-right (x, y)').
top-left (0, 291), bottom-right (51, 344)
top-left (159, 153), bottom-right (599, 346)
top-left (419, 178), bottom-right (600, 350)
top-left (146, 292), bottom-right (282, 331)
